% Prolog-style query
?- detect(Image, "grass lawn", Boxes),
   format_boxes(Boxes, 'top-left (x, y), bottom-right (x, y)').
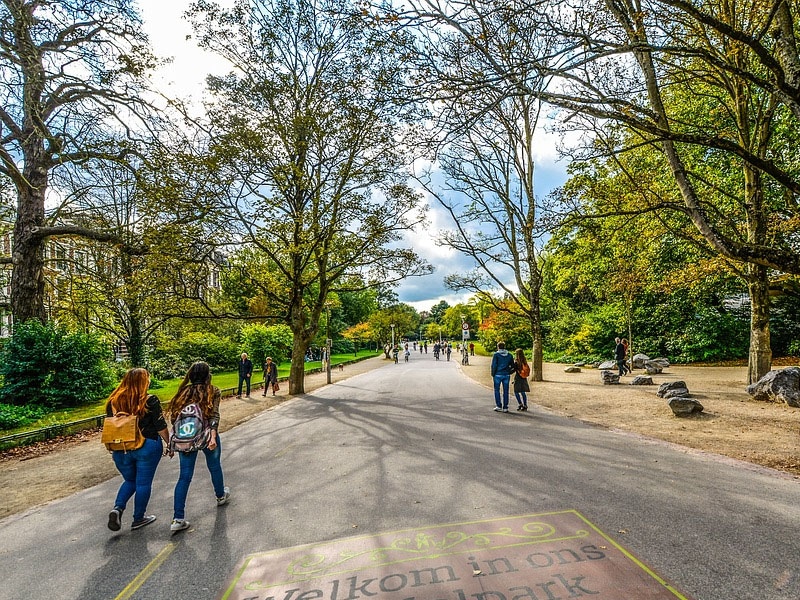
top-left (1, 350), bottom-right (380, 436)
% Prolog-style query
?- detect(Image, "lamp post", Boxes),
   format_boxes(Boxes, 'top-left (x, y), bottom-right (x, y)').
top-left (461, 314), bottom-right (469, 365)
top-left (326, 303), bottom-right (332, 384)
top-left (390, 323), bottom-right (395, 348)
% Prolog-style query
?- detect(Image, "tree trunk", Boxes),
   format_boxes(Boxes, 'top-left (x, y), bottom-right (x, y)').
top-left (11, 184), bottom-right (47, 323)
top-left (127, 312), bottom-right (145, 367)
top-left (289, 338), bottom-right (308, 395)
top-left (747, 266), bottom-right (772, 385)
top-left (530, 301), bottom-right (543, 383)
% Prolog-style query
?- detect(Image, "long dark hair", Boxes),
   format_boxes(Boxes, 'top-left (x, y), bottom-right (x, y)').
top-left (168, 361), bottom-right (215, 421)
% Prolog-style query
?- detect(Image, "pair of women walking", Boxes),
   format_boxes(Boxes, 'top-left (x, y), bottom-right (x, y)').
top-left (104, 361), bottom-right (230, 534)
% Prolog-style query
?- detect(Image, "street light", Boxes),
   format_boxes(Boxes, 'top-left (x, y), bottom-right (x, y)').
top-left (390, 323), bottom-right (395, 349)
top-left (461, 314), bottom-right (469, 365)
top-left (325, 303), bottom-right (332, 384)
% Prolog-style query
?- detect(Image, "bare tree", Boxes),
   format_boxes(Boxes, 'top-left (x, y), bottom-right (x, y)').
top-left (0, 0), bottom-right (160, 322)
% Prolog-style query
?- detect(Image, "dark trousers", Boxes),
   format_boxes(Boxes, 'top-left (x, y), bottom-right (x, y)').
top-left (238, 375), bottom-right (250, 396)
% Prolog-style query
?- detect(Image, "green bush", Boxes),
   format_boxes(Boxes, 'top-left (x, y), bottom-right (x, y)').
top-left (150, 333), bottom-right (239, 375)
top-left (240, 323), bottom-right (293, 368)
top-left (0, 320), bottom-right (115, 409)
top-left (0, 403), bottom-right (47, 429)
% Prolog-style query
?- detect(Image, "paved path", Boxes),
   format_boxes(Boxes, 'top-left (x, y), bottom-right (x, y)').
top-left (1, 355), bottom-right (798, 599)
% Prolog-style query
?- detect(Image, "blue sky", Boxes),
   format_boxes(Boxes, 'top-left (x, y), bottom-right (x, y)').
top-left (136, 0), bottom-right (569, 313)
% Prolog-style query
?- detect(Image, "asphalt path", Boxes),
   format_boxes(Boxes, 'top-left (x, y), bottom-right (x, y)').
top-left (1, 355), bottom-right (799, 599)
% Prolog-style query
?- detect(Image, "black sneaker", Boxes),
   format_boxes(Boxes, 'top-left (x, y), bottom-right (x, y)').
top-left (108, 508), bottom-right (122, 531)
top-left (131, 515), bottom-right (157, 530)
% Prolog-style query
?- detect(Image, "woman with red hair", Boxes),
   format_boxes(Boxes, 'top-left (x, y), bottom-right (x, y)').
top-left (105, 368), bottom-right (169, 532)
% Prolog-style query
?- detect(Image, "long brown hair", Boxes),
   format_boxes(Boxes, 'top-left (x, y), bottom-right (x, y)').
top-left (168, 361), bottom-right (215, 421)
top-left (106, 368), bottom-right (151, 417)
top-left (515, 348), bottom-right (528, 367)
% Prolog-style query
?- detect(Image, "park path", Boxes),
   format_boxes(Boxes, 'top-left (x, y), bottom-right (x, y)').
top-left (1, 353), bottom-right (799, 599)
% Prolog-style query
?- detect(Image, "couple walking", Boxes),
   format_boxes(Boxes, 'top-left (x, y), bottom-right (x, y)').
top-left (490, 342), bottom-right (531, 413)
top-left (105, 361), bottom-right (230, 534)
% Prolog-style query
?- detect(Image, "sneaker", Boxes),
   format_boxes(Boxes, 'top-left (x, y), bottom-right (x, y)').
top-left (131, 515), bottom-right (157, 530)
top-left (502, 409), bottom-right (509, 413)
top-left (517, 405), bottom-right (523, 411)
top-left (493, 407), bottom-right (502, 412)
top-left (216, 486), bottom-right (231, 506)
top-left (170, 519), bottom-right (190, 533)
top-left (522, 405), bottom-right (528, 412)
top-left (107, 508), bottom-right (122, 531)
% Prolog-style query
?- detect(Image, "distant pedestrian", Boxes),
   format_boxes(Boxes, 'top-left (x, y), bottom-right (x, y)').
top-left (490, 342), bottom-right (515, 413)
top-left (469, 342), bottom-right (475, 356)
top-left (614, 337), bottom-right (626, 377)
top-left (446, 344), bottom-right (451, 361)
top-left (621, 338), bottom-right (631, 375)
top-left (167, 361), bottom-right (230, 534)
top-left (237, 352), bottom-right (253, 398)
top-left (105, 368), bottom-right (170, 532)
top-left (513, 348), bottom-right (531, 412)
top-left (262, 356), bottom-right (278, 396)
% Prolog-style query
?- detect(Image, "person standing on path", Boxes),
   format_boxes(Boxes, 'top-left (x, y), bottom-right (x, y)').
top-left (262, 356), bottom-right (278, 396)
top-left (167, 361), bottom-right (230, 534)
top-left (490, 342), bottom-right (515, 413)
top-left (237, 352), bottom-right (253, 398)
top-left (621, 338), bottom-right (631, 375)
top-left (513, 348), bottom-right (531, 411)
top-left (105, 368), bottom-right (170, 532)
top-left (614, 337), bottom-right (626, 377)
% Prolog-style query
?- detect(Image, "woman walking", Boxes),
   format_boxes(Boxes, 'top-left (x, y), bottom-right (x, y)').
top-left (262, 356), bottom-right (278, 396)
top-left (167, 361), bottom-right (230, 533)
top-left (106, 368), bottom-right (170, 532)
top-left (513, 348), bottom-right (531, 412)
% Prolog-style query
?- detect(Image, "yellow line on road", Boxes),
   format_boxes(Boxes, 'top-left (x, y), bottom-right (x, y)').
top-left (114, 541), bottom-right (177, 600)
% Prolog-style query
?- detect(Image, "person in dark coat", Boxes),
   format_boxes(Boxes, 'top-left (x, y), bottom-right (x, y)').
top-left (237, 353), bottom-right (253, 398)
top-left (614, 338), bottom-right (626, 377)
top-left (490, 342), bottom-right (516, 412)
top-left (262, 356), bottom-right (278, 396)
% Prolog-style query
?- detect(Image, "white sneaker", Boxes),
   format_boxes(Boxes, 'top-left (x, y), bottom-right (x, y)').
top-left (216, 486), bottom-right (231, 506)
top-left (170, 519), bottom-right (190, 533)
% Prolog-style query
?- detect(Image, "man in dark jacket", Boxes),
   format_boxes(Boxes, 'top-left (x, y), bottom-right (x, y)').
top-left (237, 353), bottom-right (253, 398)
top-left (490, 342), bottom-right (516, 412)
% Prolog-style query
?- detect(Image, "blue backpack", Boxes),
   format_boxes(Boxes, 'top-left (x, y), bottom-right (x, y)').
top-left (169, 403), bottom-right (211, 453)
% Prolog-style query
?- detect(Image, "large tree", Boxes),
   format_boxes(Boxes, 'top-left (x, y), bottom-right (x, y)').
top-left (190, 0), bottom-right (430, 394)
top-left (401, 0), bottom-right (800, 382)
top-left (0, 0), bottom-right (161, 322)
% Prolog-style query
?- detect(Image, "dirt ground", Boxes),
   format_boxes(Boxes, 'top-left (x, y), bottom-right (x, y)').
top-left (1, 355), bottom-right (798, 521)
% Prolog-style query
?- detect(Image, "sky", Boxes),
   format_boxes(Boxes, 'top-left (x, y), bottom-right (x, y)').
top-left (135, 0), bottom-right (569, 314)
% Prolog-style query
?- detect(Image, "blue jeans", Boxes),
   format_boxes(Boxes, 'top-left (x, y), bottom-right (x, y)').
top-left (238, 375), bottom-right (251, 396)
top-left (493, 374), bottom-right (510, 409)
top-left (112, 437), bottom-right (163, 522)
top-left (173, 436), bottom-right (225, 520)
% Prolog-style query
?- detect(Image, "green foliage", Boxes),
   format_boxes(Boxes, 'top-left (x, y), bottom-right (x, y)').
top-left (149, 332), bottom-right (239, 378)
top-left (240, 323), bottom-right (294, 367)
top-left (0, 321), bottom-right (115, 409)
top-left (0, 403), bottom-right (48, 429)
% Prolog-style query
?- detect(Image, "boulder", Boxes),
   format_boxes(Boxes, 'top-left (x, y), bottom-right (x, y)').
top-left (591, 361), bottom-right (602, 369)
top-left (645, 363), bottom-right (663, 375)
top-left (630, 375), bottom-right (653, 385)
top-left (648, 357), bottom-right (671, 368)
top-left (657, 381), bottom-right (688, 398)
top-left (598, 360), bottom-right (616, 370)
top-left (574, 361), bottom-right (586, 367)
top-left (632, 353), bottom-right (650, 368)
top-left (601, 370), bottom-right (620, 385)
top-left (669, 397), bottom-right (704, 417)
top-left (746, 367), bottom-right (800, 407)
top-left (663, 387), bottom-right (690, 399)
top-left (564, 366), bottom-right (581, 373)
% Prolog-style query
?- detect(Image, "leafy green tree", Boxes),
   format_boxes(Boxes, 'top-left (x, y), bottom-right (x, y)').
top-left (0, 321), bottom-right (114, 408)
top-left (190, 0), bottom-right (431, 393)
top-left (240, 323), bottom-right (294, 368)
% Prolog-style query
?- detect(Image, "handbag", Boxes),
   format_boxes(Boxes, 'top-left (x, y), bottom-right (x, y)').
top-left (272, 382), bottom-right (280, 392)
top-left (101, 411), bottom-right (145, 452)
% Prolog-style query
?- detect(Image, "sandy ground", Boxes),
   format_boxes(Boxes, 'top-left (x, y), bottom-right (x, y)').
top-left (1, 355), bottom-right (798, 521)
